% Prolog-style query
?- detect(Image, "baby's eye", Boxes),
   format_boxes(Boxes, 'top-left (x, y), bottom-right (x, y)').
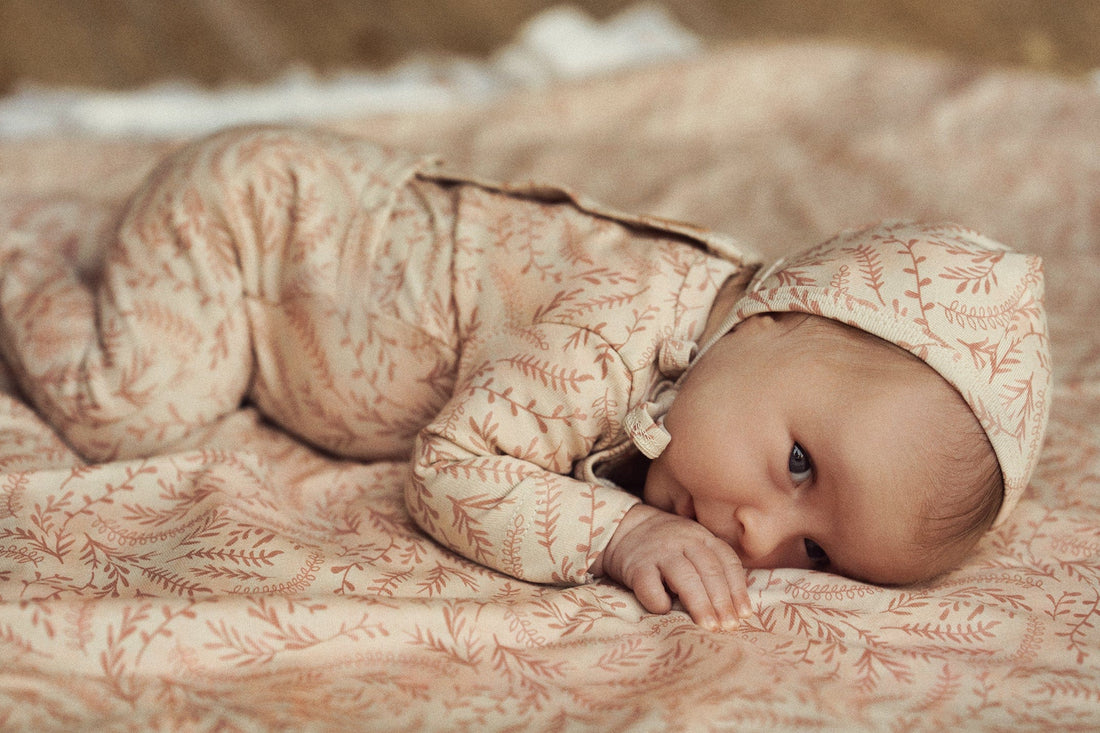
top-left (788, 442), bottom-right (813, 484)
top-left (804, 538), bottom-right (829, 568)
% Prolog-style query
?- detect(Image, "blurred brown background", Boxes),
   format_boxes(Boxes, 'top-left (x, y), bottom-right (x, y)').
top-left (2, 0), bottom-right (1099, 94)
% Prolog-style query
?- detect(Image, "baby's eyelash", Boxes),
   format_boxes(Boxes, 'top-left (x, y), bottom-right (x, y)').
top-left (804, 538), bottom-right (829, 568)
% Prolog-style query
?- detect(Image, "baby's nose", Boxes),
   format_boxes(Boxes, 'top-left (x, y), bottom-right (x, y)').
top-left (735, 500), bottom-right (807, 569)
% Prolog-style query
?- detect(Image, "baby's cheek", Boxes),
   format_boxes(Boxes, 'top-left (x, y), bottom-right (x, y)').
top-left (639, 460), bottom-right (671, 510)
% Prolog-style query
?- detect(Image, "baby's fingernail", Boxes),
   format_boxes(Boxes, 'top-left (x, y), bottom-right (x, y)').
top-left (721, 616), bottom-right (740, 632)
top-left (701, 616), bottom-right (718, 631)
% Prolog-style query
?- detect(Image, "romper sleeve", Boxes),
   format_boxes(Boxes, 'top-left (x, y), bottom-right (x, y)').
top-left (406, 324), bottom-right (641, 585)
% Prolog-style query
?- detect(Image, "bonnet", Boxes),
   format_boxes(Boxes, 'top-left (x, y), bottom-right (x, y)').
top-left (627, 220), bottom-right (1051, 528)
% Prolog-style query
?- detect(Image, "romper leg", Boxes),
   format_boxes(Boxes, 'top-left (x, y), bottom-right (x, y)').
top-left (0, 126), bottom-right (441, 463)
top-left (0, 131), bottom-right (256, 461)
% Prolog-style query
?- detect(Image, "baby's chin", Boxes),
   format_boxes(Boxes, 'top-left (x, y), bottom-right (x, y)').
top-left (639, 484), bottom-right (668, 514)
top-left (637, 467), bottom-right (661, 506)
top-left (639, 476), bottom-right (692, 520)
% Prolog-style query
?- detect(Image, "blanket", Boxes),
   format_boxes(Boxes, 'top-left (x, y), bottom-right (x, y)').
top-left (2, 41), bottom-right (1099, 731)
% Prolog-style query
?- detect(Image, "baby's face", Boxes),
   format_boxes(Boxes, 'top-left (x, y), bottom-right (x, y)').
top-left (644, 313), bottom-right (964, 585)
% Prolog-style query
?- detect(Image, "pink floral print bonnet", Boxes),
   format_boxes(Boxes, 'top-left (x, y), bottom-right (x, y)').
top-left (701, 220), bottom-right (1052, 528)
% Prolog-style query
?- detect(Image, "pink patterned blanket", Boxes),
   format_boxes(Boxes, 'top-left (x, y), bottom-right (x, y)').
top-left (2, 42), bottom-right (1099, 730)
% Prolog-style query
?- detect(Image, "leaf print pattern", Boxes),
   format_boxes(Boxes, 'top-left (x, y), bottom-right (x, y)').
top-left (2, 41), bottom-right (1100, 731)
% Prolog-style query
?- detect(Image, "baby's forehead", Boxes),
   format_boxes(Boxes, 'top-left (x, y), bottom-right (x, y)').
top-left (772, 313), bottom-right (937, 381)
top-left (781, 312), bottom-right (907, 353)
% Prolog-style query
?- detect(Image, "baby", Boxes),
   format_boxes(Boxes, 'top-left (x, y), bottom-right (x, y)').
top-left (0, 126), bottom-right (1051, 631)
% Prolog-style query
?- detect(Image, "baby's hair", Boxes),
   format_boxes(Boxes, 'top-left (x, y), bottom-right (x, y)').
top-left (919, 400), bottom-right (1003, 563)
top-left (775, 312), bottom-right (1003, 575)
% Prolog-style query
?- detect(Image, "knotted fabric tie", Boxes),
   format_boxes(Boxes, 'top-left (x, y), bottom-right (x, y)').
top-left (623, 338), bottom-right (696, 459)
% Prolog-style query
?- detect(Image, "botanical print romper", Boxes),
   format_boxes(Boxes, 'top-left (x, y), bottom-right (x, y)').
top-left (0, 126), bottom-right (755, 585)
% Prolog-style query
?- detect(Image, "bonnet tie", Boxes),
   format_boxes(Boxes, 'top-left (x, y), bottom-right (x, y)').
top-left (623, 337), bottom-right (696, 459)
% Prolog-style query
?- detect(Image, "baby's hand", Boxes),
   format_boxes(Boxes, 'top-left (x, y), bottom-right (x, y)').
top-left (594, 504), bottom-right (753, 631)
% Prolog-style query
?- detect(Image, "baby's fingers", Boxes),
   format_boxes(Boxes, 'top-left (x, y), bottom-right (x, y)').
top-left (680, 541), bottom-right (752, 631)
top-left (630, 565), bottom-right (675, 615)
top-left (668, 579), bottom-right (722, 631)
top-left (703, 539), bottom-right (753, 621)
top-left (658, 550), bottom-right (729, 631)
top-left (722, 553), bottom-right (754, 622)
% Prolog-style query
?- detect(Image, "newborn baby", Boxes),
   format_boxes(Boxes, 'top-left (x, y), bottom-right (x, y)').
top-left (0, 126), bottom-right (1051, 630)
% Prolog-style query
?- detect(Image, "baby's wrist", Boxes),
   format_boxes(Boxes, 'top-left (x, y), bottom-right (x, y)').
top-left (590, 503), bottom-right (660, 578)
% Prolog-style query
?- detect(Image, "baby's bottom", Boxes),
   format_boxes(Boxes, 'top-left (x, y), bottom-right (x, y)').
top-left (0, 127), bottom-right (456, 462)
